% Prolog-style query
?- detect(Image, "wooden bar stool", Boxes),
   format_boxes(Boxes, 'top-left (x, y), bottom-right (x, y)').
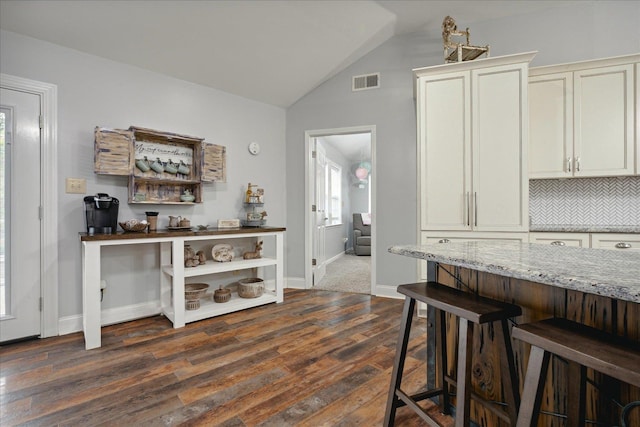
top-left (512, 318), bottom-right (640, 427)
top-left (384, 282), bottom-right (522, 427)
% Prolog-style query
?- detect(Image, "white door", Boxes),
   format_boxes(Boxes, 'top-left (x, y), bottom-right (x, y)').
top-left (0, 88), bottom-right (42, 342)
top-left (313, 140), bottom-right (327, 285)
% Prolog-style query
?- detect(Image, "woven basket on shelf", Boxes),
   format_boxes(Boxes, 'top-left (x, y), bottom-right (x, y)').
top-left (237, 278), bottom-right (264, 298)
top-left (213, 286), bottom-right (231, 303)
top-left (119, 220), bottom-right (148, 232)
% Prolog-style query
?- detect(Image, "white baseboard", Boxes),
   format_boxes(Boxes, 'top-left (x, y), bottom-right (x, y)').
top-left (286, 276), bottom-right (307, 289)
top-left (325, 251), bottom-right (345, 265)
top-left (373, 284), bottom-right (403, 299)
top-left (58, 300), bottom-right (161, 335)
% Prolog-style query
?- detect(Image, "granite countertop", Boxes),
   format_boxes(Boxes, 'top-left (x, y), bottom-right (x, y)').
top-left (529, 225), bottom-right (640, 233)
top-left (389, 242), bottom-right (640, 303)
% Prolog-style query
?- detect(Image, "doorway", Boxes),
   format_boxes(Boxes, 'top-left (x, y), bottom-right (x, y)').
top-left (0, 74), bottom-right (58, 341)
top-left (304, 126), bottom-right (376, 294)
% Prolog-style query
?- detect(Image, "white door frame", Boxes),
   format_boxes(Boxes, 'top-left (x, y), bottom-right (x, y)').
top-left (1, 74), bottom-right (58, 338)
top-left (304, 125), bottom-right (376, 293)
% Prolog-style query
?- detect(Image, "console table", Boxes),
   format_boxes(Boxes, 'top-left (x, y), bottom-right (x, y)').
top-left (81, 227), bottom-right (285, 350)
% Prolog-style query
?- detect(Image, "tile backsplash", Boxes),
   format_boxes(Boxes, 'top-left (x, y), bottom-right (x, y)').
top-left (529, 176), bottom-right (640, 227)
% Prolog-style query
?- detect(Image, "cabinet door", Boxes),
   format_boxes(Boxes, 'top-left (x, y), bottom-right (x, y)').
top-left (529, 73), bottom-right (573, 178)
top-left (574, 64), bottom-right (634, 176)
top-left (94, 127), bottom-right (133, 175)
top-left (201, 142), bottom-right (227, 182)
top-left (472, 63), bottom-right (529, 231)
top-left (590, 233), bottom-right (640, 252)
top-left (529, 232), bottom-right (589, 247)
top-left (418, 71), bottom-right (471, 230)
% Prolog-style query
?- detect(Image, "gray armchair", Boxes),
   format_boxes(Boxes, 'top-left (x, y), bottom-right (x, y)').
top-left (353, 213), bottom-right (371, 256)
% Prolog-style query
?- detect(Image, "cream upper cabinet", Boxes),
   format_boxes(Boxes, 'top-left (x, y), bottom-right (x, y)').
top-left (529, 55), bottom-right (638, 178)
top-left (529, 72), bottom-right (573, 178)
top-left (417, 71), bottom-right (470, 231)
top-left (416, 52), bottom-right (534, 232)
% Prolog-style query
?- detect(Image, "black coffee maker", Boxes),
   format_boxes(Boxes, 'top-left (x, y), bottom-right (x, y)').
top-left (84, 193), bottom-right (119, 234)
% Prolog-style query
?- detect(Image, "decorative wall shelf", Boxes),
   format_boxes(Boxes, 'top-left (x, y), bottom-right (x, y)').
top-left (94, 126), bottom-right (227, 204)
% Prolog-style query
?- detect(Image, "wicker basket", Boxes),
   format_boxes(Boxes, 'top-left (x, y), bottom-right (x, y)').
top-left (119, 220), bottom-right (148, 232)
top-left (237, 278), bottom-right (264, 298)
top-left (185, 283), bottom-right (209, 300)
top-left (185, 283), bottom-right (209, 310)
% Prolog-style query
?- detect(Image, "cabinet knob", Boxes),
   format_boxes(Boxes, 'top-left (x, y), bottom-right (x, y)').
top-left (550, 241), bottom-right (566, 246)
top-left (438, 239), bottom-right (451, 244)
top-left (615, 242), bottom-right (632, 249)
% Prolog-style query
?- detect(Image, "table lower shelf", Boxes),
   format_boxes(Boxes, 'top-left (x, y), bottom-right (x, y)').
top-left (162, 290), bottom-right (279, 325)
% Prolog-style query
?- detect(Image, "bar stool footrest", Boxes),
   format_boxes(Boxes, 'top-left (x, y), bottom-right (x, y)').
top-left (395, 388), bottom-right (446, 427)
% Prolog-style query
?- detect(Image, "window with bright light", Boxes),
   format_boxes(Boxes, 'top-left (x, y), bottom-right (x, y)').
top-left (326, 161), bottom-right (342, 226)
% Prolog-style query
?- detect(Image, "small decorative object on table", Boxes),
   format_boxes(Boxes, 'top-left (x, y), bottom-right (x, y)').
top-left (184, 245), bottom-right (205, 267)
top-left (243, 241), bottom-right (263, 259)
top-left (213, 286), bottom-right (231, 303)
top-left (119, 219), bottom-right (148, 232)
top-left (185, 283), bottom-right (209, 310)
top-left (237, 278), bottom-right (264, 298)
top-left (145, 211), bottom-right (159, 231)
top-left (242, 183), bottom-right (267, 226)
top-left (218, 219), bottom-right (241, 229)
top-left (212, 243), bottom-right (234, 262)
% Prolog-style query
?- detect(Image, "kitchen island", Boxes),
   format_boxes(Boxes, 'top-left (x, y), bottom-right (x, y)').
top-left (389, 241), bottom-right (639, 426)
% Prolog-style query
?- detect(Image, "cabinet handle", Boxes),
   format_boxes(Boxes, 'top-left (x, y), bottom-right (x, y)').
top-left (567, 157), bottom-right (572, 172)
top-left (474, 192), bottom-right (478, 227)
top-left (465, 192), bottom-right (470, 226)
top-left (550, 241), bottom-right (566, 246)
top-left (575, 156), bottom-right (580, 172)
top-left (438, 239), bottom-right (451, 243)
top-left (615, 242), bottom-right (632, 249)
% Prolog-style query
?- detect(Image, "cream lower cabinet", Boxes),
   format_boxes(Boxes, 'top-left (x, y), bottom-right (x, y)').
top-left (418, 231), bottom-right (529, 280)
top-left (529, 55), bottom-right (638, 178)
top-left (416, 52), bottom-right (534, 233)
top-left (529, 232), bottom-right (590, 247)
top-left (590, 233), bottom-right (640, 252)
top-left (529, 232), bottom-right (639, 251)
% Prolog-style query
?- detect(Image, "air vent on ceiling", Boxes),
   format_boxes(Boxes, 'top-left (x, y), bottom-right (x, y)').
top-left (352, 73), bottom-right (380, 91)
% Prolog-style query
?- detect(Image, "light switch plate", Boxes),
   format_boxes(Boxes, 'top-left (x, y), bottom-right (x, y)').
top-left (66, 177), bottom-right (86, 194)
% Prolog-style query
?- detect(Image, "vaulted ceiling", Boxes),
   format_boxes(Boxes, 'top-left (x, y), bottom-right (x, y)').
top-left (0, 0), bottom-right (578, 108)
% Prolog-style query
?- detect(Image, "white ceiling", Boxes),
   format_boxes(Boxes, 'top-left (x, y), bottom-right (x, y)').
top-left (320, 133), bottom-right (371, 163)
top-left (0, 0), bottom-right (578, 108)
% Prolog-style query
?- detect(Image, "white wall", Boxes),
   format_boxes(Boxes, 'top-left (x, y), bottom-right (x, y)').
top-left (1, 30), bottom-right (286, 322)
top-left (285, 1), bottom-right (640, 292)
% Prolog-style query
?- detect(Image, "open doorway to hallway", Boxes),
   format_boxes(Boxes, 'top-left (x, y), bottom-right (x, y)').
top-left (304, 127), bottom-right (375, 295)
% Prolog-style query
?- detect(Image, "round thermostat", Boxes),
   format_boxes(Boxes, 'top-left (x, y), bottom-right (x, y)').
top-left (248, 142), bottom-right (261, 155)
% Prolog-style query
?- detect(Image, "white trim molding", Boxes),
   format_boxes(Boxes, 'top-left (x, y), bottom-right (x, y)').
top-left (58, 301), bottom-right (161, 336)
top-left (1, 74), bottom-right (59, 338)
top-left (304, 125), bottom-right (377, 294)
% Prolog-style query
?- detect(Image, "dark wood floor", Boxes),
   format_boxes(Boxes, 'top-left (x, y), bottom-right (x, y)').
top-left (0, 289), bottom-right (453, 426)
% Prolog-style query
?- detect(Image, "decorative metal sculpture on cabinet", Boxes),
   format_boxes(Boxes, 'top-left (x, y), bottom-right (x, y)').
top-left (442, 15), bottom-right (489, 63)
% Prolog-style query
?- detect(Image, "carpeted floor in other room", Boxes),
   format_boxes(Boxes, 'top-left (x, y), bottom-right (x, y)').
top-left (313, 253), bottom-right (371, 294)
